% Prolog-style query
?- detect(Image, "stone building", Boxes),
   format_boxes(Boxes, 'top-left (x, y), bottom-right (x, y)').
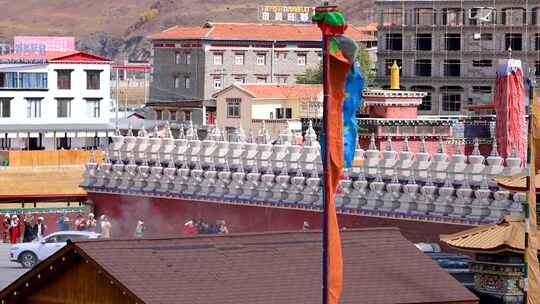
top-left (146, 22), bottom-right (374, 127)
top-left (375, 0), bottom-right (540, 115)
top-left (213, 83), bottom-right (322, 140)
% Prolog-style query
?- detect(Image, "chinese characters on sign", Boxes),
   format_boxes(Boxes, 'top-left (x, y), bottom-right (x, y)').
top-left (0, 43), bottom-right (47, 64)
top-left (259, 5), bottom-right (315, 23)
top-left (14, 36), bottom-right (75, 52)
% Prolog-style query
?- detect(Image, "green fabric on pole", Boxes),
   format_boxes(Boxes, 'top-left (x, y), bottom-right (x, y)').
top-left (313, 11), bottom-right (346, 26)
top-left (329, 37), bottom-right (341, 55)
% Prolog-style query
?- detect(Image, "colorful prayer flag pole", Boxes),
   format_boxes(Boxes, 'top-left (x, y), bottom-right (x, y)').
top-left (313, 5), bottom-right (364, 304)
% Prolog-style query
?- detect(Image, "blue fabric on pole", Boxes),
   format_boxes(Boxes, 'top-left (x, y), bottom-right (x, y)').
top-left (320, 62), bottom-right (364, 168)
top-left (342, 62), bottom-right (364, 168)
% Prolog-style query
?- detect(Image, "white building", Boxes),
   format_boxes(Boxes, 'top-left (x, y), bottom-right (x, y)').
top-left (0, 51), bottom-right (113, 150)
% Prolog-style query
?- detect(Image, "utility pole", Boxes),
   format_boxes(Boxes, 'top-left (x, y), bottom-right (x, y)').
top-left (115, 68), bottom-right (119, 131)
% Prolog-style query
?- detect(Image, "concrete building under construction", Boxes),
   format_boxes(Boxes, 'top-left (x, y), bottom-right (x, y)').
top-left (375, 0), bottom-right (540, 115)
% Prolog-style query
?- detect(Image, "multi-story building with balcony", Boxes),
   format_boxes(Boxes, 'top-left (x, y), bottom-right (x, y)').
top-left (146, 22), bottom-right (375, 127)
top-left (0, 51), bottom-right (112, 150)
top-left (375, 0), bottom-right (540, 115)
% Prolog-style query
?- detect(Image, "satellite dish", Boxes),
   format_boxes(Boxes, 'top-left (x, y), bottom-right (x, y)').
top-left (469, 7), bottom-right (494, 23)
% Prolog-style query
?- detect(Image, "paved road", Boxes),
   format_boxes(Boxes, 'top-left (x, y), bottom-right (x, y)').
top-left (0, 243), bottom-right (27, 290)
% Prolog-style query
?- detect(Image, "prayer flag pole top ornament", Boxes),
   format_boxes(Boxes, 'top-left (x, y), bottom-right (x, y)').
top-left (313, 5), bottom-right (364, 304)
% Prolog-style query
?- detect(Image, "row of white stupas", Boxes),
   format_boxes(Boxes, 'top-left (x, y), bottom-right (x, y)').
top-left (80, 121), bottom-right (524, 225)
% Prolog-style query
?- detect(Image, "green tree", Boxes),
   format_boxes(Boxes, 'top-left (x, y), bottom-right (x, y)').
top-left (296, 64), bottom-right (323, 84)
top-left (295, 44), bottom-right (375, 87)
top-left (356, 45), bottom-right (375, 87)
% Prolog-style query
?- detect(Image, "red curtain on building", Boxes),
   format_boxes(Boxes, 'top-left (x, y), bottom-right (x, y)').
top-left (494, 62), bottom-right (527, 163)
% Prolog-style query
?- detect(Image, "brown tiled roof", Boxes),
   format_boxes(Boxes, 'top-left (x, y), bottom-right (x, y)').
top-left (147, 22), bottom-right (371, 42)
top-left (235, 83), bottom-right (322, 99)
top-left (2, 228), bottom-right (477, 304)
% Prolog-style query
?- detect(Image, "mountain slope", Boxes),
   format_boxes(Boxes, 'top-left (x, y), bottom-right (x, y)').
top-left (0, 0), bottom-right (375, 61)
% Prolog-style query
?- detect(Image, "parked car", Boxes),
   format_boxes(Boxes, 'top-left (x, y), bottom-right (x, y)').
top-left (10, 231), bottom-right (101, 268)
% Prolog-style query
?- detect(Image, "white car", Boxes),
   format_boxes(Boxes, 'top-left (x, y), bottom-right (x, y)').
top-left (10, 231), bottom-right (101, 268)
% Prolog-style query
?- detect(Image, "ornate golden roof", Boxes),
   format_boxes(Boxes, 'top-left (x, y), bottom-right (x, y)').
top-left (440, 216), bottom-right (531, 253)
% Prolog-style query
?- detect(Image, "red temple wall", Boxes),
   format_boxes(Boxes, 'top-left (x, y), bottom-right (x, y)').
top-left (88, 193), bottom-right (473, 246)
top-left (369, 106), bottom-right (418, 119)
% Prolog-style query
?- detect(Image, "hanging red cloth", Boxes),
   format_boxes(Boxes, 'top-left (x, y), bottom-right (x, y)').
top-left (494, 60), bottom-right (527, 163)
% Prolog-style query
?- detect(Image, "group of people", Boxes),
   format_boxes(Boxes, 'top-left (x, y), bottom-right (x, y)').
top-left (182, 219), bottom-right (229, 236)
top-left (2, 214), bottom-right (47, 244)
top-left (57, 213), bottom-right (112, 238)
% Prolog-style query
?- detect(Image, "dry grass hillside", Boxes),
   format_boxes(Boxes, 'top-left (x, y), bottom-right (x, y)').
top-left (0, 0), bottom-right (375, 61)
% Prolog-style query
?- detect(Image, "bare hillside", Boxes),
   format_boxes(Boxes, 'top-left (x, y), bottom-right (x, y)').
top-left (0, 0), bottom-right (375, 61)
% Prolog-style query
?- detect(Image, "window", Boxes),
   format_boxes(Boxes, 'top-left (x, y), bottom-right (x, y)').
top-left (234, 53), bottom-right (244, 65)
top-left (0, 98), bottom-right (11, 118)
top-left (26, 98), bottom-right (42, 118)
top-left (233, 76), bottom-right (246, 83)
top-left (479, 33), bottom-right (493, 41)
top-left (536, 61), bottom-right (540, 76)
top-left (384, 59), bottom-right (402, 76)
top-left (440, 87), bottom-right (464, 112)
top-left (170, 110), bottom-right (177, 121)
top-left (155, 110), bottom-right (163, 120)
top-left (442, 93), bottom-right (461, 112)
top-left (276, 107), bottom-right (292, 119)
top-left (226, 98), bottom-right (241, 118)
top-left (443, 8), bottom-right (464, 26)
top-left (213, 78), bottom-right (223, 89)
top-left (184, 111), bottom-right (192, 122)
top-left (444, 60), bottom-right (461, 77)
top-left (419, 93), bottom-right (432, 111)
top-left (185, 76), bottom-right (190, 89)
top-left (410, 86), bottom-right (434, 112)
top-left (502, 8), bottom-right (526, 25)
top-left (0, 72), bottom-right (18, 89)
top-left (174, 76), bottom-right (180, 89)
top-left (175, 52), bottom-right (182, 64)
top-left (256, 54), bottom-right (266, 65)
top-left (21, 73), bottom-right (48, 89)
top-left (385, 33), bottom-right (402, 51)
top-left (444, 33), bottom-right (461, 51)
top-left (415, 8), bottom-right (436, 26)
top-left (472, 60), bottom-right (492, 67)
top-left (472, 86), bottom-right (492, 94)
top-left (56, 98), bottom-right (72, 118)
top-left (86, 70), bottom-right (101, 90)
top-left (256, 76), bottom-right (267, 83)
top-left (415, 60), bottom-right (432, 77)
top-left (535, 34), bottom-right (540, 51)
top-left (505, 33), bottom-right (522, 51)
top-left (383, 8), bottom-right (403, 26)
top-left (213, 53), bottom-right (223, 65)
top-left (297, 53), bottom-right (307, 65)
top-left (533, 8), bottom-right (540, 25)
top-left (416, 33), bottom-right (432, 51)
top-left (85, 98), bottom-right (101, 118)
top-left (56, 70), bottom-right (72, 90)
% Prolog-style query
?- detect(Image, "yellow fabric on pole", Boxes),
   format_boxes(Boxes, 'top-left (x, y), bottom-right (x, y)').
top-left (528, 104), bottom-right (540, 304)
